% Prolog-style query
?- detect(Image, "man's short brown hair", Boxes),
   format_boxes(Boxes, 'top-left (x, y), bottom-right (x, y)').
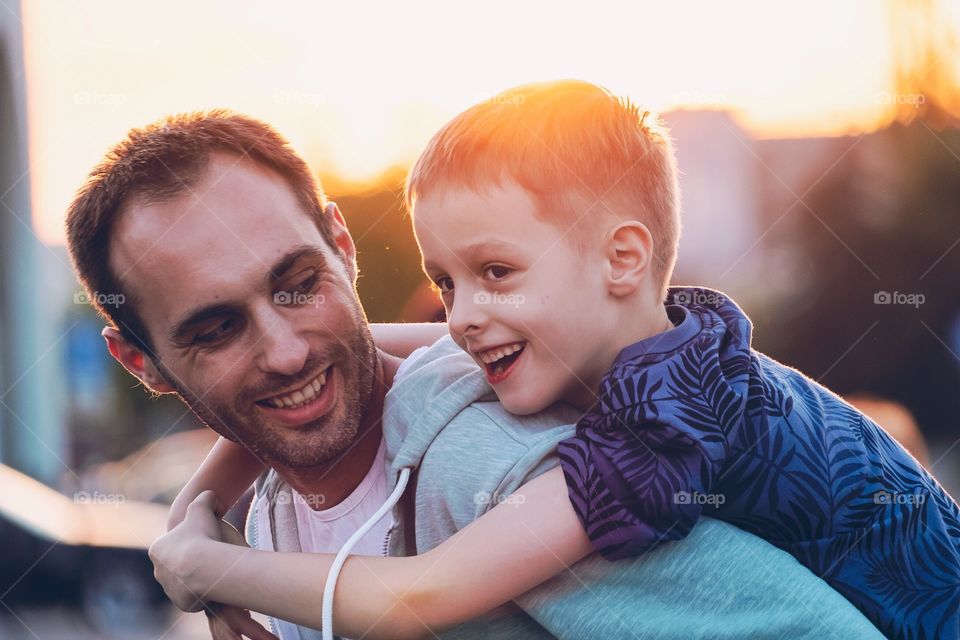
top-left (65, 110), bottom-right (335, 357)
top-left (406, 79), bottom-right (680, 295)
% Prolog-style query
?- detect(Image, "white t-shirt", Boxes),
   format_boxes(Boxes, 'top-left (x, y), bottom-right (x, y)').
top-left (259, 352), bottom-right (427, 640)
top-left (292, 435), bottom-right (394, 557)
top-left (257, 437), bottom-right (393, 640)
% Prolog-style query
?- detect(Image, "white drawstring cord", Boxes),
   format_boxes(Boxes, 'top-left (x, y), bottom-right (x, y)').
top-left (322, 467), bottom-right (411, 640)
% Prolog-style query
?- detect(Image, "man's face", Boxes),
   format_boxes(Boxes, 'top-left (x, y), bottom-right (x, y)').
top-left (110, 154), bottom-right (376, 469)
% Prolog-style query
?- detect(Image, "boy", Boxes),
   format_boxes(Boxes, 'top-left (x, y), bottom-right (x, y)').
top-left (171, 80), bottom-right (959, 639)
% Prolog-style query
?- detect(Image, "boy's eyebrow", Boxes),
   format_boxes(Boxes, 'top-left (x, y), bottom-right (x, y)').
top-left (167, 244), bottom-right (327, 344)
top-left (423, 240), bottom-right (521, 272)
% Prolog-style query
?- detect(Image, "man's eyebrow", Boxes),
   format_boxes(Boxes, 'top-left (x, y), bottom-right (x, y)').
top-left (168, 303), bottom-right (240, 344)
top-left (268, 245), bottom-right (328, 286)
top-left (167, 245), bottom-right (328, 344)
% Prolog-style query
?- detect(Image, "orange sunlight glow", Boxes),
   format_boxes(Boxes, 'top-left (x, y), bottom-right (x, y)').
top-left (20, 0), bottom-right (945, 244)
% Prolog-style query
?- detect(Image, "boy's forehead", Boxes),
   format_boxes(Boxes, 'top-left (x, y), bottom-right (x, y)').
top-left (417, 179), bottom-right (534, 208)
top-left (413, 180), bottom-right (576, 251)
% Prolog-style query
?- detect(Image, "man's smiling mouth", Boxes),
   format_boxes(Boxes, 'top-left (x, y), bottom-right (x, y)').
top-left (256, 366), bottom-right (330, 409)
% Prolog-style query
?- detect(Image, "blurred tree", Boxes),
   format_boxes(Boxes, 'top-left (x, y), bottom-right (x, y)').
top-left (889, 0), bottom-right (960, 127)
top-left (325, 168), bottom-right (433, 323)
top-left (756, 0), bottom-right (960, 442)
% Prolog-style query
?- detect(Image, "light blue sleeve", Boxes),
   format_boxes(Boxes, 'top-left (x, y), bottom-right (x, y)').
top-left (414, 404), bottom-right (883, 640)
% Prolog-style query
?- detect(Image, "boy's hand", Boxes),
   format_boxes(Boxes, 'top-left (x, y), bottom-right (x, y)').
top-left (149, 491), bottom-right (231, 612)
top-left (205, 602), bottom-right (278, 640)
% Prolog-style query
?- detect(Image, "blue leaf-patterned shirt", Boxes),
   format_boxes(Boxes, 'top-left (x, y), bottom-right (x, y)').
top-left (557, 286), bottom-right (960, 640)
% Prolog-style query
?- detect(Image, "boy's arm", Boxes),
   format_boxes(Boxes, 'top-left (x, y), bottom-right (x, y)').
top-left (151, 468), bottom-right (592, 639)
top-left (166, 436), bottom-right (265, 531)
top-left (369, 322), bottom-right (448, 358)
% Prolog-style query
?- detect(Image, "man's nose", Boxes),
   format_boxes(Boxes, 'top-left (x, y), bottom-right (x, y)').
top-left (255, 315), bottom-right (310, 376)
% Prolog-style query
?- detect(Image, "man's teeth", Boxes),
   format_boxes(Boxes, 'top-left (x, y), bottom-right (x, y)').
top-left (265, 370), bottom-right (327, 409)
top-left (478, 343), bottom-right (524, 364)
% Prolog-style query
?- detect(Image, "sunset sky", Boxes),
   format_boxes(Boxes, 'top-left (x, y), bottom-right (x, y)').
top-left (21, 0), bottom-right (960, 244)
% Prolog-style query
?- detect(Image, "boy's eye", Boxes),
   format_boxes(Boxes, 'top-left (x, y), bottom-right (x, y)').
top-left (434, 276), bottom-right (454, 294)
top-left (483, 265), bottom-right (512, 280)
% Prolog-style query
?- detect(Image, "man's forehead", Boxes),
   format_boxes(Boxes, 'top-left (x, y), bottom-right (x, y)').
top-left (109, 155), bottom-right (329, 329)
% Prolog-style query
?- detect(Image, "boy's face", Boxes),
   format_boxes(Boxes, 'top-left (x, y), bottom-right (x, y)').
top-left (413, 181), bottom-right (614, 414)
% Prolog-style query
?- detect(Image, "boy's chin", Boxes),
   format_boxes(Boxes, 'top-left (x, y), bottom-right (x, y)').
top-left (499, 390), bottom-right (555, 416)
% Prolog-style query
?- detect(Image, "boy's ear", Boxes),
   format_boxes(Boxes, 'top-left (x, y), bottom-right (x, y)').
top-left (325, 202), bottom-right (358, 283)
top-left (101, 327), bottom-right (176, 394)
top-left (603, 222), bottom-right (655, 298)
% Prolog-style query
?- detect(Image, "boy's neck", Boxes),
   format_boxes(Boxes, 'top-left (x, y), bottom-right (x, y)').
top-left (568, 301), bottom-right (675, 412)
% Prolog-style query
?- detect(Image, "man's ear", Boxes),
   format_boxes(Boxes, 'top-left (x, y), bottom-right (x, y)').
top-left (325, 202), bottom-right (358, 283)
top-left (101, 327), bottom-right (176, 394)
top-left (603, 222), bottom-right (656, 298)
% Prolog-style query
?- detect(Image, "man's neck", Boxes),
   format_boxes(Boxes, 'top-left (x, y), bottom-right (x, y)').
top-left (276, 349), bottom-right (403, 509)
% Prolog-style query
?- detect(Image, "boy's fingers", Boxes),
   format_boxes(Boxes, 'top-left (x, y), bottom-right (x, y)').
top-left (207, 615), bottom-right (240, 640)
top-left (190, 490), bottom-right (226, 518)
top-left (234, 615), bottom-right (279, 640)
top-left (218, 519), bottom-right (249, 548)
top-left (206, 608), bottom-right (241, 640)
top-left (206, 604), bottom-right (277, 640)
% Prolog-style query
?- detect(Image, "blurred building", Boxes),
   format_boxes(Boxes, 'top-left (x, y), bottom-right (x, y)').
top-left (1, 0), bottom-right (69, 486)
top-left (665, 109), bottom-right (845, 306)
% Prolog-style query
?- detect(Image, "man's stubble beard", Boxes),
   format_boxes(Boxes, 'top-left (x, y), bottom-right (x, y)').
top-left (156, 315), bottom-right (378, 470)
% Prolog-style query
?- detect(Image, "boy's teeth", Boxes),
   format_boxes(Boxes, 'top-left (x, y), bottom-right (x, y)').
top-left (266, 370), bottom-right (328, 409)
top-left (479, 342), bottom-right (524, 364)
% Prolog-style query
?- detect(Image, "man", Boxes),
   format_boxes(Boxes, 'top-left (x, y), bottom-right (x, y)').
top-left (66, 111), bottom-right (881, 639)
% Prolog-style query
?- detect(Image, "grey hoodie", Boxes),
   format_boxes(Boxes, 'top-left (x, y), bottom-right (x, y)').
top-left (247, 336), bottom-right (882, 639)
top-left (381, 336), bottom-right (882, 639)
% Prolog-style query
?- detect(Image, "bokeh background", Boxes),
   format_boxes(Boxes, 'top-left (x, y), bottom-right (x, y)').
top-left (1, 0), bottom-right (959, 637)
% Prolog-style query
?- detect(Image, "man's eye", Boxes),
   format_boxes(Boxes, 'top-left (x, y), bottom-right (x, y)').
top-left (483, 265), bottom-right (512, 280)
top-left (292, 273), bottom-right (318, 295)
top-left (195, 318), bottom-right (237, 345)
top-left (434, 276), bottom-right (454, 294)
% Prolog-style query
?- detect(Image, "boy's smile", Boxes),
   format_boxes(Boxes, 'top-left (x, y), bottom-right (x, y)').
top-left (413, 180), bottom-right (620, 414)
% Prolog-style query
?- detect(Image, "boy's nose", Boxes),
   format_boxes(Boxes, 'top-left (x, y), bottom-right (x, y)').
top-left (448, 292), bottom-right (487, 338)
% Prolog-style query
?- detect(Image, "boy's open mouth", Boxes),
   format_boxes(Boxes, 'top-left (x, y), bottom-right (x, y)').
top-left (477, 341), bottom-right (526, 382)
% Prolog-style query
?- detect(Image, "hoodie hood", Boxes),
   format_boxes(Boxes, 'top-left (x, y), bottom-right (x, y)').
top-left (383, 335), bottom-right (495, 490)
